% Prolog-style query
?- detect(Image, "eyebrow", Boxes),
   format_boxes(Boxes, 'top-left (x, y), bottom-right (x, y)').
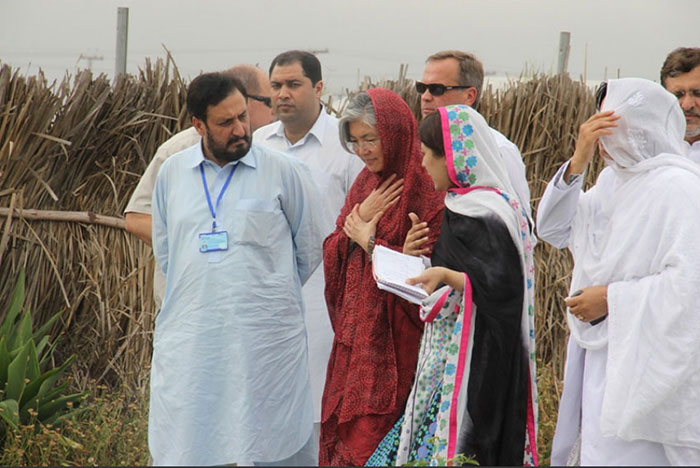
top-left (349, 132), bottom-right (378, 140)
top-left (271, 79), bottom-right (302, 85)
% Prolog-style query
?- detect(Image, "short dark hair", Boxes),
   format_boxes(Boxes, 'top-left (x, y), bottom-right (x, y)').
top-left (419, 111), bottom-right (445, 156)
top-left (661, 47), bottom-right (700, 88)
top-left (427, 50), bottom-right (485, 107)
top-left (186, 72), bottom-right (247, 122)
top-left (269, 50), bottom-right (322, 85)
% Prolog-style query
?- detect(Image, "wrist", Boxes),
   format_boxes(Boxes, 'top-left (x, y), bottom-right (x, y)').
top-left (567, 154), bottom-right (588, 176)
top-left (367, 235), bottom-right (376, 258)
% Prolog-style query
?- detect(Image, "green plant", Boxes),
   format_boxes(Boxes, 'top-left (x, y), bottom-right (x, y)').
top-left (401, 436), bottom-right (478, 466)
top-left (0, 268), bottom-right (86, 442)
top-left (0, 382), bottom-right (149, 466)
top-left (404, 452), bottom-right (478, 466)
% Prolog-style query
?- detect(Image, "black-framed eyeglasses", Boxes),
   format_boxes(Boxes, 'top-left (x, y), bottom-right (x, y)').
top-left (248, 94), bottom-right (272, 108)
top-left (415, 81), bottom-right (472, 96)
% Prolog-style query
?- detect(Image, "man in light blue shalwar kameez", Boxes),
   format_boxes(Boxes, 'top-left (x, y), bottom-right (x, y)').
top-left (150, 71), bottom-right (324, 466)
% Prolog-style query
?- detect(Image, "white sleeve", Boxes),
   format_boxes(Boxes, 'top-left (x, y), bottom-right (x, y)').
top-left (280, 158), bottom-right (324, 285)
top-left (536, 161), bottom-right (584, 249)
top-left (151, 164), bottom-right (170, 275)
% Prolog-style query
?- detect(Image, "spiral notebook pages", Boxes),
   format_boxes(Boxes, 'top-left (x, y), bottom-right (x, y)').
top-left (371, 245), bottom-right (428, 304)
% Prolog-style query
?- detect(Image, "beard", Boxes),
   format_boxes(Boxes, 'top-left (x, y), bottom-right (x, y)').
top-left (207, 132), bottom-right (252, 163)
top-left (686, 109), bottom-right (700, 139)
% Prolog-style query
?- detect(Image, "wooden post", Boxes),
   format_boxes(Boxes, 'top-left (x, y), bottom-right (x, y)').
top-left (557, 31), bottom-right (571, 75)
top-left (115, 7), bottom-right (129, 77)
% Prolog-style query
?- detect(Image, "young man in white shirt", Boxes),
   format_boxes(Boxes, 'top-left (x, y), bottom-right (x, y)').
top-left (253, 50), bottom-right (365, 464)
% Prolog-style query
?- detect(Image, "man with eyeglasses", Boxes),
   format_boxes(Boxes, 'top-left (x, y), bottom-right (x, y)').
top-left (253, 50), bottom-right (364, 465)
top-left (417, 50), bottom-right (532, 220)
top-left (661, 47), bottom-right (700, 163)
top-left (124, 64), bottom-right (274, 309)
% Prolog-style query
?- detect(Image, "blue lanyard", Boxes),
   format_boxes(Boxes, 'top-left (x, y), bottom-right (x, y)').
top-left (200, 162), bottom-right (238, 231)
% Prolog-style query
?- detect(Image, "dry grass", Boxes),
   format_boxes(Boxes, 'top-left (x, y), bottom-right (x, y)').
top-left (0, 380), bottom-right (149, 466)
top-left (1, 59), bottom-right (607, 460)
top-left (0, 56), bottom-right (189, 393)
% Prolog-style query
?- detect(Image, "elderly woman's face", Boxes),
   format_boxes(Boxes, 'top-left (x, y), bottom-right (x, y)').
top-left (347, 120), bottom-right (384, 172)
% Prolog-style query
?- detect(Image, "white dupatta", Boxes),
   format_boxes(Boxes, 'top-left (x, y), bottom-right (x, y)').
top-left (568, 78), bottom-right (700, 456)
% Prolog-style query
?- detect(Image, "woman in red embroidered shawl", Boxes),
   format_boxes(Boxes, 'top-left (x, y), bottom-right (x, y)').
top-left (319, 88), bottom-right (445, 466)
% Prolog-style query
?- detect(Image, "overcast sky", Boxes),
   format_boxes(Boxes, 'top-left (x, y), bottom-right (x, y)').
top-left (1, 0), bottom-right (697, 95)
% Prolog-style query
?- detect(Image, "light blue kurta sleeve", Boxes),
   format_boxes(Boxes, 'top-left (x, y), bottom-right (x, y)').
top-left (279, 158), bottom-right (324, 285)
top-left (151, 161), bottom-right (170, 275)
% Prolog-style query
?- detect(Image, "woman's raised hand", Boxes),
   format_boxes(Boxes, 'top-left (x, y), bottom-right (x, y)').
top-left (568, 111), bottom-right (620, 175)
top-left (358, 174), bottom-right (403, 222)
top-left (402, 212), bottom-right (430, 256)
top-left (343, 203), bottom-right (384, 253)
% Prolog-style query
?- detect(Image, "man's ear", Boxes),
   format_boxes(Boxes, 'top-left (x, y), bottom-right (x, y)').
top-left (314, 80), bottom-right (324, 98)
top-left (464, 87), bottom-right (478, 107)
top-left (192, 116), bottom-right (207, 138)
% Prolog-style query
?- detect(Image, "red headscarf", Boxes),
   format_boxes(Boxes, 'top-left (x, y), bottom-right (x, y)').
top-left (321, 88), bottom-right (444, 464)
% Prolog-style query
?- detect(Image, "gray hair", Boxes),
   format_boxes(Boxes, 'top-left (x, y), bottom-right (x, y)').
top-left (339, 92), bottom-right (377, 153)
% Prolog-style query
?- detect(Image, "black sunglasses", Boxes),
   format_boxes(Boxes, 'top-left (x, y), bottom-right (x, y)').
top-left (415, 81), bottom-right (472, 96)
top-left (248, 94), bottom-right (272, 108)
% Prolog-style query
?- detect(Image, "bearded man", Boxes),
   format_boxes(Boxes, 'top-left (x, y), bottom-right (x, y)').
top-left (149, 71), bottom-right (324, 466)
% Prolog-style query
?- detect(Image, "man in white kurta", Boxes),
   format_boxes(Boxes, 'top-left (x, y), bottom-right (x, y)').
top-left (124, 64), bottom-right (274, 308)
top-left (253, 50), bottom-right (364, 449)
top-left (538, 78), bottom-right (700, 465)
top-left (150, 71), bottom-right (323, 466)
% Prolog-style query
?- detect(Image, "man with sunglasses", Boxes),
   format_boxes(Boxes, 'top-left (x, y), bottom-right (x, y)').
top-left (253, 50), bottom-right (364, 464)
top-left (124, 64), bottom-right (274, 309)
top-left (418, 50), bottom-right (532, 220)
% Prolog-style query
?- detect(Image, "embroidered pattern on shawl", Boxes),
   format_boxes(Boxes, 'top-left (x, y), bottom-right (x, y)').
top-left (442, 106), bottom-right (537, 465)
top-left (390, 105), bottom-right (537, 466)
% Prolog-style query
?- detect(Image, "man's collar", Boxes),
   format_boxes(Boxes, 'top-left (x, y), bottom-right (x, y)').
top-left (269, 104), bottom-right (327, 146)
top-left (184, 140), bottom-right (257, 169)
top-left (304, 106), bottom-right (329, 144)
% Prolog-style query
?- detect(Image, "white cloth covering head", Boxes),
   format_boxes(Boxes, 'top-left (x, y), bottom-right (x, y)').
top-left (571, 77), bottom-right (700, 348)
top-left (600, 77), bottom-right (686, 169)
top-left (438, 105), bottom-right (539, 463)
top-left (564, 78), bottom-right (700, 459)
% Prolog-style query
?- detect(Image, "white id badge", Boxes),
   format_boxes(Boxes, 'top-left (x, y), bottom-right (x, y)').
top-left (199, 231), bottom-right (229, 253)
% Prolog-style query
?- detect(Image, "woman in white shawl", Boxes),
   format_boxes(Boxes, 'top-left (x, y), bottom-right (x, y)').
top-left (538, 77), bottom-right (700, 465)
top-left (366, 105), bottom-right (538, 466)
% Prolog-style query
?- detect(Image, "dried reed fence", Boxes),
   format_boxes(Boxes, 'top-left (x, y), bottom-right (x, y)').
top-left (0, 58), bottom-right (605, 405)
top-left (0, 57), bottom-right (190, 393)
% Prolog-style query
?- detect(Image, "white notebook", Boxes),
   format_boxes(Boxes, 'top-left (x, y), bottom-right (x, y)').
top-left (371, 245), bottom-right (428, 304)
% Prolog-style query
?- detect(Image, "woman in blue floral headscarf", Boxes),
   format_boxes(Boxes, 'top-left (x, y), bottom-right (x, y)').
top-left (367, 105), bottom-right (537, 467)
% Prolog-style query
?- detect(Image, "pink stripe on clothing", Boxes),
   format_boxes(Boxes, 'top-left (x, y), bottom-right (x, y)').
top-left (447, 273), bottom-right (473, 459)
top-left (448, 185), bottom-right (502, 196)
top-left (439, 108), bottom-right (461, 189)
top-left (424, 288), bottom-right (450, 323)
